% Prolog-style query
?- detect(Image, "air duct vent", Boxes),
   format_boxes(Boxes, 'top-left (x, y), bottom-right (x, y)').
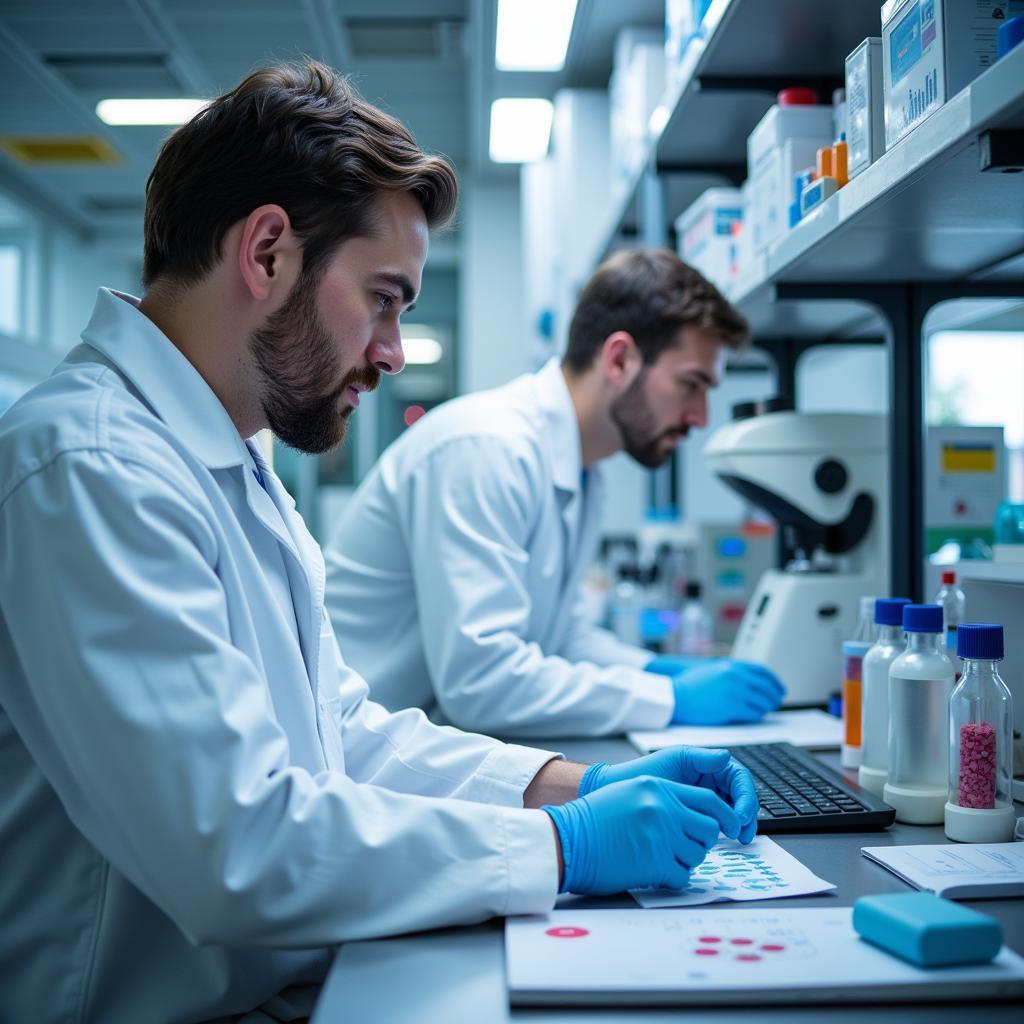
top-left (346, 18), bottom-right (465, 59)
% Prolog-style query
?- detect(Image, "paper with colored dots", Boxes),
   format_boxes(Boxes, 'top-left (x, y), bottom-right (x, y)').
top-left (506, 907), bottom-right (1024, 1005)
top-left (630, 835), bottom-right (835, 909)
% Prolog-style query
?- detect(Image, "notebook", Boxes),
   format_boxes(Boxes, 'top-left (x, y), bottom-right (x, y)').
top-left (505, 907), bottom-right (1024, 1006)
top-left (861, 843), bottom-right (1024, 899)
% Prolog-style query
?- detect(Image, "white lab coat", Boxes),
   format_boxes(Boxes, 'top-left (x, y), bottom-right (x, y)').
top-left (0, 290), bottom-right (559, 1024)
top-left (323, 359), bottom-right (674, 737)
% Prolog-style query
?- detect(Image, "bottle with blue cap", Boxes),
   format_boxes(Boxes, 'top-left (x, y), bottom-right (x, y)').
top-left (858, 597), bottom-right (911, 797)
top-left (945, 624), bottom-right (1016, 844)
top-left (883, 604), bottom-right (956, 824)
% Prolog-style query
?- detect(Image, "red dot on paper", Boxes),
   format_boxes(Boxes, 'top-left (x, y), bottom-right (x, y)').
top-left (545, 926), bottom-right (588, 939)
top-left (730, 938), bottom-right (754, 946)
top-left (698, 936), bottom-right (721, 944)
top-left (761, 944), bottom-right (786, 952)
top-left (695, 948), bottom-right (720, 956)
top-left (737, 954), bottom-right (762, 962)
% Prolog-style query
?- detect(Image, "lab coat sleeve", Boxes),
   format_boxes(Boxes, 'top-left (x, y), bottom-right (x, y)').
top-left (329, 630), bottom-right (563, 808)
top-left (0, 449), bottom-right (558, 948)
top-left (557, 593), bottom-right (657, 670)
top-left (402, 436), bottom-right (674, 737)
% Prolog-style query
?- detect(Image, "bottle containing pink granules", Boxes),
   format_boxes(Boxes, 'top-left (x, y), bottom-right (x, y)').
top-left (944, 623), bottom-right (1016, 843)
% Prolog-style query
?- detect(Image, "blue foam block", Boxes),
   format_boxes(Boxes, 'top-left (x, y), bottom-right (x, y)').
top-left (852, 892), bottom-right (1003, 967)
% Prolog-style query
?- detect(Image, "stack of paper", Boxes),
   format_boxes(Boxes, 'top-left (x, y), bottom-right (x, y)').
top-left (628, 708), bottom-right (842, 754)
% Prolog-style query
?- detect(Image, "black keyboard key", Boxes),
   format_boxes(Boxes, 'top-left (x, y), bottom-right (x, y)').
top-left (728, 742), bottom-right (895, 833)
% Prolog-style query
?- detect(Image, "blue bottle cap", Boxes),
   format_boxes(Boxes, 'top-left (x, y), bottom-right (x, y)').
top-left (875, 597), bottom-right (911, 626)
top-left (956, 623), bottom-right (1004, 660)
top-left (997, 15), bottom-right (1024, 59)
top-left (902, 603), bottom-right (943, 633)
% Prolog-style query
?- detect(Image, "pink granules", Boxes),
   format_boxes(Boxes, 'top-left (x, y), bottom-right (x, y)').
top-left (958, 722), bottom-right (997, 809)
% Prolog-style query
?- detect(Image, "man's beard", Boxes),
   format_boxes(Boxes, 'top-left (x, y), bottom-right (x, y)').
top-left (249, 270), bottom-right (379, 454)
top-left (610, 367), bottom-right (685, 469)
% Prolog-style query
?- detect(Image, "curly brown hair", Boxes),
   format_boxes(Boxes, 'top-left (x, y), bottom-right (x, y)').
top-left (143, 60), bottom-right (458, 288)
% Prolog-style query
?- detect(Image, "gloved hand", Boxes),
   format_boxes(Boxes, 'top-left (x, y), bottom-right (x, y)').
top-left (543, 776), bottom-right (740, 895)
top-left (578, 746), bottom-right (759, 844)
top-left (645, 654), bottom-right (703, 677)
top-left (670, 659), bottom-right (785, 726)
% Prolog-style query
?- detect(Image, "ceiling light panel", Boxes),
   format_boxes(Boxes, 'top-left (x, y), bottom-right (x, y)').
top-left (495, 0), bottom-right (578, 71)
top-left (95, 98), bottom-right (208, 125)
top-left (489, 98), bottom-right (553, 163)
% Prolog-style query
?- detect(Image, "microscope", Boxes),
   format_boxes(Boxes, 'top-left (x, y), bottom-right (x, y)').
top-left (703, 409), bottom-right (890, 706)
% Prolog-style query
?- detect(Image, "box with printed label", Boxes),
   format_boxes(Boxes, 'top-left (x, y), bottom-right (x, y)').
top-left (675, 187), bottom-right (743, 290)
top-left (881, 0), bottom-right (1023, 149)
top-left (846, 37), bottom-right (885, 177)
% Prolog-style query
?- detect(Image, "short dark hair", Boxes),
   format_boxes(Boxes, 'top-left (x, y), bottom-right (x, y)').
top-left (143, 60), bottom-right (458, 288)
top-left (562, 248), bottom-right (750, 373)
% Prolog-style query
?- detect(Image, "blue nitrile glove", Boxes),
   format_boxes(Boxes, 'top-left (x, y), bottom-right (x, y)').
top-left (578, 746), bottom-right (759, 844)
top-left (670, 659), bottom-right (785, 725)
top-left (645, 654), bottom-right (703, 677)
top-left (543, 776), bottom-right (740, 895)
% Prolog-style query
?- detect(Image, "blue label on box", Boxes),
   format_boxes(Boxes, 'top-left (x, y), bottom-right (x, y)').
top-left (891, 1), bottom-right (923, 85)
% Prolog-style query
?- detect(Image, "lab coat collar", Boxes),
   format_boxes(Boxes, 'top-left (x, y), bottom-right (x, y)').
top-left (534, 358), bottom-right (585, 496)
top-left (80, 288), bottom-right (251, 471)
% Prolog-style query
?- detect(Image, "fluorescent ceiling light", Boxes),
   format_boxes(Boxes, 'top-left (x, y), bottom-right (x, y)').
top-left (403, 335), bottom-right (443, 365)
top-left (96, 98), bottom-right (208, 126)
top-left (495, 0), bottom-right (578, 71)
top-left (489, 98), bottom-right (553, 163)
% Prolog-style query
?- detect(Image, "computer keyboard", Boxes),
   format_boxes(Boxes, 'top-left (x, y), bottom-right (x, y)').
top-left (730, 742), bottom-right (896, 833)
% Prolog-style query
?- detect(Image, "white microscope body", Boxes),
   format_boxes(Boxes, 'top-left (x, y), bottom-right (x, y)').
top-left (703, 412), bottom-right (890, 706)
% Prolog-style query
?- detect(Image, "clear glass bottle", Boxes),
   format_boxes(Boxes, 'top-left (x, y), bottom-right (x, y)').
top-left (934, 570), bottom-right (966, 659)
top-left (884, 604), bottom-right (956, 824)
top-left (858, 597), bottom-right (911, 796)
top-left (944, 624), bottom-right (1016, 843)
top-left (841, 595), bottom-right (877, 768)
top-left (609, 565), bottom-right (642, 647)
top-left (677, 580), bottom-right (713, 656)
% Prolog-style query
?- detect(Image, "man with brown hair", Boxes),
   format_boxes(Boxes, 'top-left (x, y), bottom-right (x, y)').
top-left (325, 248), bottom-right (785, 736)
top-left (0, 64), bottom-right (758, 1023)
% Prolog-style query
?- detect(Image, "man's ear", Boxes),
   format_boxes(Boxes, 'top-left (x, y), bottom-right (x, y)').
top-left (237, 204), bottom-right (300, 302)
top-left (600, 331), bottom-right (642, 389)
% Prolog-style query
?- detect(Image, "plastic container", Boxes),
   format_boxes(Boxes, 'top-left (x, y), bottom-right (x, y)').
top-left (934, 570), bottom-right (966, 658)
top-left (944, 624), bottom-right (1016, 843)
top-left (677, 580), bottom-right (713, 656)
top-left (858, 597), bottom-right (911, 795)
top-left (884, 604), bottom-right (956, 824)
top-left (841, 596), bottom-right (877, 768)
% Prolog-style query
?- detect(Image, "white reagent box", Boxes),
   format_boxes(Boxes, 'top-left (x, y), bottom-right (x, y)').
top-left (845, 37), bottom-right (885, 178)
top-left (881, 0), bottom-right (1015, 150)
top-left (675, 187), bottom-right (743, 291)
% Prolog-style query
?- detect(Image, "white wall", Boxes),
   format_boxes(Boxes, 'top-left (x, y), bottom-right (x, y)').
top-left (457, 178), bottom-right (529, 394)
top-left (797, 345), bottom-right (888, 414)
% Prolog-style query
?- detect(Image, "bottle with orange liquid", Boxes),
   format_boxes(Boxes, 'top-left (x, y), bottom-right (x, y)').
top-left (841, 596), bottom-right (877, 769)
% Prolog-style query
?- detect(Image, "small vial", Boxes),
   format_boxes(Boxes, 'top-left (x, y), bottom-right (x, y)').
top-left (884, 604), bottom-right (955, 824)
top-left (841, 595), bottom-right (876, 768)
top-left (944, 624), bottom-right (1016, 843)
top-left (934, 570), bottom-right (966, 658)
top-left (677, 581), bottom-right (713, 656)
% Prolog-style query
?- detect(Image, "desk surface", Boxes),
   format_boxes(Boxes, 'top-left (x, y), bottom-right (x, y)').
top-left (312, 738), bottom-right (1024, 1023)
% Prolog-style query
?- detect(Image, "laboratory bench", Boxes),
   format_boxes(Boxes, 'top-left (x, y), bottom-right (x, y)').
top-left (310, 737), bottom-right (1024, 1023)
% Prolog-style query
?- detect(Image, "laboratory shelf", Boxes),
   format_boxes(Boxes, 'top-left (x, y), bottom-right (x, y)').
top-left (730, 42), bottom-right (1024, 338)
top-left (594, 0), bottom-right (884, 260)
